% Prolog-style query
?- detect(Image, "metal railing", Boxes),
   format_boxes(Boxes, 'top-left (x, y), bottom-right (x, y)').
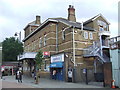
top-left (83, 40), bottom-right (110, 63)
top-left (108, 35), bottom-right (120, 45)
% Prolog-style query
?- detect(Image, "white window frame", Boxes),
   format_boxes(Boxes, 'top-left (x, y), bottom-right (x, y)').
top-left (39, 38), bottom-right (42, 48)
top-left (28, 44), bottom-right (30, 51)
top-left (89, 32), bottom-right (93, 40)
top-left (84, 31), bottom-right (88, 39)
top-left (32, 42), bottom-right (34, 51)
top-left (62, 30), bottom-right (65, 40)
top-left (33, 41), bottom-right (35, 50)
top-left (44, 35), bottom-right (47, 46)
top-left (99, 26), bottom-right (104, 31)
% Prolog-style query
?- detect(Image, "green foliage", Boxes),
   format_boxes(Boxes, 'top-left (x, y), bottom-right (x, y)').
top-left (2, 37), bottom-right (23, 61)
top-left (35, 50), bottom-right (43, 70)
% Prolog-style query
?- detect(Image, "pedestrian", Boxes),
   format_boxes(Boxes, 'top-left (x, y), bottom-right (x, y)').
top-left (68, 69), bottom-right (72, 82)
top-left (31, 69), bottom-right (35, 78)
top-left (52, 70), bottom-right (56, 80)
top-left (15, 69), bottom-right (18, 80)
top-left (19, 71), bottom-right (22, 83)
top-left (34, 71), bottom-right (37, 84)
top-left (17, 70), bottom-right (20, 83)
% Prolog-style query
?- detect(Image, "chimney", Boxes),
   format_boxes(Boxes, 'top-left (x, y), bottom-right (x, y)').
top-left (68, 5), bottom-right (76, 22)
top-left (35, 15), bottom-right (41, 24)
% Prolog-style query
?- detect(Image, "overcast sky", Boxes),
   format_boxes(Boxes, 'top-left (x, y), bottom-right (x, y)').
top-left (0, 0), bottom-right (119, 42)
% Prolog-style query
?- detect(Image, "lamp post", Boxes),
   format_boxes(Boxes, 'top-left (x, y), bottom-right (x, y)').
top-left (14, 31), bottom-right (22, 70)
top-left (14, 31), bottom-right (21, 42)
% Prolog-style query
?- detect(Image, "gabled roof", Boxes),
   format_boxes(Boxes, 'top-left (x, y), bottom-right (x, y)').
top-left (24, 20), bottom-right (40, 30)
top-left (50, 18), bottom-right (94, 30)
top-left (83, 14), bottom-right (110, 25)
top-left (23, 18), bottom-right (94, 42)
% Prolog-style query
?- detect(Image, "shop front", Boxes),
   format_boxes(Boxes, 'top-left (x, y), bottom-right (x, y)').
top-left (50, 53), bottom-right (65, 81)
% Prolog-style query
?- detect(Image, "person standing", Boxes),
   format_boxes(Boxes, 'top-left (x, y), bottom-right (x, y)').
top-left (52, 70), bottom-right (56, 80)
top-left (68, 69), bottom-right (72, 82)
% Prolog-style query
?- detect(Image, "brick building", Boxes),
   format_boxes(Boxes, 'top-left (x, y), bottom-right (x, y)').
top-left (20, 5), bottom-right (111, 82)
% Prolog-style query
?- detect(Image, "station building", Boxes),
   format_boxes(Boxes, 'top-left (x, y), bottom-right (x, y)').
top-left (20, 5), bottom-right (111, 82)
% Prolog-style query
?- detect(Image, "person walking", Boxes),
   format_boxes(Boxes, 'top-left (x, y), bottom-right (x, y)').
top-left (34, 71), bottom-right (37, 84)
top-left (17, 70), bottom-right (20, 83)
top-left (19, 71), bottom-right (22, 83)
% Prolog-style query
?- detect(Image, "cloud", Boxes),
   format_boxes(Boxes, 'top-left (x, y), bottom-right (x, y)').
top-left (0, 0), bottom-right (119, 42)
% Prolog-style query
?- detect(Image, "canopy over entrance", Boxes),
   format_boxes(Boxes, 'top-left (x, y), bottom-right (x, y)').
top-left (17, 52), bottom-right (37, 60)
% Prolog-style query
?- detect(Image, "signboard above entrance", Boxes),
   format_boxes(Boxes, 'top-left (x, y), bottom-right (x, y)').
top-left (51, 53), bottom-right (64, 63)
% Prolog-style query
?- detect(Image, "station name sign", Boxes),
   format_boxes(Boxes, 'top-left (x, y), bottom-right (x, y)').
top-left (51, 53), bottom-right (64, 63)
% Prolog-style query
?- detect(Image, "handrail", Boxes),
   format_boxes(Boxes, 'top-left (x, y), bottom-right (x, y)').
top-left (83, 40), bottom-right (110, 63)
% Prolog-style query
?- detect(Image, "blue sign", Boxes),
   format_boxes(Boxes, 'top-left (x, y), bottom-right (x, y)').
top-left (50, 62), bottom-right (63, 68)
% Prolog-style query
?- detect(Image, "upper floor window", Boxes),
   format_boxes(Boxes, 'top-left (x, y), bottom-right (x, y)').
top-left (89, 32), bottom-right (93, 40)
top-left (84, 31), bottom-right (88, 39)
top-left (44, 35), bottom-right (47, 46)
top-left (62, 30), bottom-right (65, 40)
top-left (99, 26), bottom-right (104, 31)
top-left (32, 42), bottom-right (34, 51)
top-left (39, 38), bottom-right (42, 48)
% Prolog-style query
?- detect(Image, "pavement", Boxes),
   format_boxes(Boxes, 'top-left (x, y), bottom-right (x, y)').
top-left (1, 75), bottom-right (105, 88)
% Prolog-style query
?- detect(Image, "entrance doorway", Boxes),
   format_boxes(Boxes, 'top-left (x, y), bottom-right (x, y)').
top-left (50, 68), bottom-right (64, 81)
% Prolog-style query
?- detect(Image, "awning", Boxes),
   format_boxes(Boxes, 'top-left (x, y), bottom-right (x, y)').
top-left (17, 52), bottom-right (37, 60)
top-left (50, 62), bottom-right (63, 68)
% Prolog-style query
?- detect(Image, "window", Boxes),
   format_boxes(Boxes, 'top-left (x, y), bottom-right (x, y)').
top-left (33, 41), bottom-right (35, 50)
top-left (39, 38), bottom-right (42, 47)
top-left (89, 32), bottom-right (93, 40)
top-left (84, 31), bottom-right (88, 39)
top-left (44, 35), bottom-right (47, 46)
top-left (32, 42), bottom-right (34, 51)
top-left (99, 26), bottom-right (104, 31)
top-left (28, 44), bottom-right (30, 51)
top-left (62, 30), bottom-right (65, 40)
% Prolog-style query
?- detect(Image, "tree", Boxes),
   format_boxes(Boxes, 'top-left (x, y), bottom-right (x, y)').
top-left (2, 37), bottom-right (23, 61)
top-left (35, 50), bottom-right (43, 70)
top-left (35, 50), bottom-right (43, 84)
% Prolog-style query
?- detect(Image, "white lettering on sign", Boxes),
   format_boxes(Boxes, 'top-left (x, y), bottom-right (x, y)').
top-left (51, 64), bottom-right (56, 67)
top-left (51, 53), bottom-right (64, 63)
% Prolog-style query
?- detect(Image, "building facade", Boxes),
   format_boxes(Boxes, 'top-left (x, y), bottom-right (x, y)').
top-left (21, 5), bottom-right (111, 82)
top-left (109, 36), bottom-right (120, 87)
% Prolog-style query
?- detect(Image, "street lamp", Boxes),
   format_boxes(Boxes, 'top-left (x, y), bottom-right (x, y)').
top-left (14, 31), bottom-right (21, 42)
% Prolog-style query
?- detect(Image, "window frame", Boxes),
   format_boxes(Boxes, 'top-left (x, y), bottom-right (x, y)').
top-left (44, 35), bottom-right (47, 46)
top-left (84, 31), bottom-right (88, 39)
top-left (99, 26), bottom-right (104, 31)
top-left (39, 38), bottom-right (42, 48)
top-left (62, 30), bottom-right (65, 40)
top-left (89, 32), bottom-right (93, 40)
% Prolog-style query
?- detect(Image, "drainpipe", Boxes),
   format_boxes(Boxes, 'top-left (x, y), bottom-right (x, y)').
top-left (100, 35), bottom-right (103, 56)
top-left (72, 26), bottom-right (76, 83)
top-left (56, 23), bottom-right (58, 53)
top-left (73, 26), bottom-right (76, 67)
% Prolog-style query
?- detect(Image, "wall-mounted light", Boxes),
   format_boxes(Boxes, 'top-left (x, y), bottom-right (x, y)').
top-left (74, 30), bottom-right (77, 33)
